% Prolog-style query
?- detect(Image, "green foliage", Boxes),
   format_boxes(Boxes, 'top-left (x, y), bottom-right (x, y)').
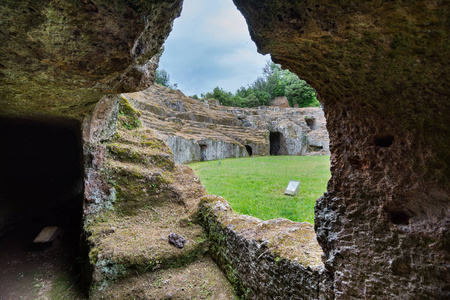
top-left (155, 69), bottom-right (170, 87)
top-left (285, 78), bottom-right (321, 108)
top-left (203, 61), bottom-right (319, 108)
top-left (204, 87), bottom-right (234, 106)
top-left (155, 68), bottom-right (178, 89)
top-left (190, 156), bottom-right (331, 223)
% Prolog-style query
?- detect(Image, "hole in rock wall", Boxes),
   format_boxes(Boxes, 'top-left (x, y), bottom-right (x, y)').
top-left (305, 117), bottom-right (316, 130)
top-left (245, 145), bottom-right (253, 156)
top-left (270, 132), bottom-right (286, 155)
top-left (0, 118), bottom-right (84, 295)
top-left (389, 211), bottom-right (411, 225)
top-left (374, 132), bottom-right (394, 147)
top-left (310, 145), bottom-right (323, 151)
top-left (200, 144), bottom-right (207, 161)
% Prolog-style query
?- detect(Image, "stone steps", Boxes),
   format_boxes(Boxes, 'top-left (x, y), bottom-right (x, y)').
top-left (94, 256), bottom-right (236, 299)
top-left (86, 116), bottom-right (238, 298)
top-left (106, 142), bottom-right (175, 169)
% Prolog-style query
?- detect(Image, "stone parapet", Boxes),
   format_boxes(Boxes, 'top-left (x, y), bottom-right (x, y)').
top-left (199, 195), bottom-right (332, 299)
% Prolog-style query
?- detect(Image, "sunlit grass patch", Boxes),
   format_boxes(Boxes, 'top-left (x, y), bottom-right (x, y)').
top-left (189, 156), bottom-right (330, 224)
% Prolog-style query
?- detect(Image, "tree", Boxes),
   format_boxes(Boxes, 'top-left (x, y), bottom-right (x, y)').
top-left (202, 61), bottom-right (320, 108)
top-left (285, 79), bottom-right (320, 108)
top-left (205, 87), bottom-right (233, 106)
top-left (155, 69), bottom-right (171, 87)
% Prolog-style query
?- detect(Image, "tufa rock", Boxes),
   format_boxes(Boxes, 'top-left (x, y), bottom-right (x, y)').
top-left (168, 233), bottom-right (186, 249)
top-left (122, 85), bottom-right (330, 164)
top-left (270, 95), bottom-right (290, 108)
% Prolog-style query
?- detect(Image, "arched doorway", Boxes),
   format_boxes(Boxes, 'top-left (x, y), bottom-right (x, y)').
top-left (245, 145), bottom-right (253, 156)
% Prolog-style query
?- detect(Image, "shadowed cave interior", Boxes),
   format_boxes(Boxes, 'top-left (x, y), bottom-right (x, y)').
top-left (0, 118), bottom-right (84, 295)
top-left (269, 131), bottom-right (286, 155)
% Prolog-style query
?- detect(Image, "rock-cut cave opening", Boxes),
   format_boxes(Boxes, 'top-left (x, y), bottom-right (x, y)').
top-left (245, 145), bottom-right (253, 156)
top-left (200, 144), bottom-right (207, 161)
top-left (0, 117), bottom-right (84, 295)
top-left (269, 132), bottom-right (286, 155)
top-left (305, 117), bottom-right (316, 130)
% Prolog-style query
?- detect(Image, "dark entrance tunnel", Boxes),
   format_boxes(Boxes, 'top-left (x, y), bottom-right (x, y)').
top-left (200, 144), bottom-right (207, 161)
top-left (0, 117), bottom-right (85, 297)
top-left (269, 132), bottom-right (285, 155)
top-left (245, 145), bottom-right (253, 156)
top-left (0, 118), bottom-right (83, 232)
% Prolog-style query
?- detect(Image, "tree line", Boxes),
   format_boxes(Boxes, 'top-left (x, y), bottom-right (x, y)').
top-left (156, 61), bottom-right (320, 108)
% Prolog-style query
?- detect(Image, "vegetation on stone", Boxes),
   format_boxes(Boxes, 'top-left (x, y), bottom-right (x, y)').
top-left (190, 156), bottom-right (331, 223)
top-left (199, 194), bottom-right (325, 299)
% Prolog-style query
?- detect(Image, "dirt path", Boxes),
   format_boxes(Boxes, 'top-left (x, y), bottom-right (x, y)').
top-left (0, 223), bottom-right (85, 300)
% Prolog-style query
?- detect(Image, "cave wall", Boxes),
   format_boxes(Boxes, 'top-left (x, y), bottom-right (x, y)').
top-left (233, 0), bottom-right (449, 298)
top-left (0, 0), bottom-right (182, 120)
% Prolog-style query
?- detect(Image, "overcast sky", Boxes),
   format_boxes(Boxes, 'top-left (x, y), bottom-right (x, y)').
top-left (158, 0), bottom-right (270, 97)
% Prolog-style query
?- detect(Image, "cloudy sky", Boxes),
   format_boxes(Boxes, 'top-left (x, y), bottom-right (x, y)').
top-left (158, 0), bottom-right (270, 97)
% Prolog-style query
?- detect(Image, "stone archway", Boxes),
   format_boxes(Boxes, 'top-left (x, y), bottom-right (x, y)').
top-left (1, 0), bottom-right (448, 298)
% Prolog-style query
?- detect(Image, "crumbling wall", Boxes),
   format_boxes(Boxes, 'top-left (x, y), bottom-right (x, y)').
top-left (166, 136), bottom-right (249, 164)
top-left (199, 195), bottom-right (331, 299)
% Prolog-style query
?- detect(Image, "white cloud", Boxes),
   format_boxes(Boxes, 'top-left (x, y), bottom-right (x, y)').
top-left (158, 0), bottom-right (270, 96)
top-left (203, 8), bottom-right (249, 42)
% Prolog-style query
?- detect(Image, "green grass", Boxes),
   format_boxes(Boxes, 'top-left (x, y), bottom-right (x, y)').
top-left (189, 156), bottom-right (331, 224)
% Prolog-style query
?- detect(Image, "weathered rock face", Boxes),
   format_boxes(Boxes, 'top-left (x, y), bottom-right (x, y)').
top-left (233, 0), bottom-right (450, 298)
top-left (270, 95), bottom-right (290, 108)
top-left (122, 85), bottom-right (330, 164)
top-left (0, 0), bottom-right (182, 119)
top-left (199, 195), bottom-right (330, 299)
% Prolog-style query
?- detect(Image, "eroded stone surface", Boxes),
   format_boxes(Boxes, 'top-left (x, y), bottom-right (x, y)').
top-left (199, 195), bottom-right (330, 299)
top-left (233, 0), bottom-right (450, 298)
top-left (94, 256), bottom-right (236, 300)
top-left (0, 0), bottom-right (182, 119)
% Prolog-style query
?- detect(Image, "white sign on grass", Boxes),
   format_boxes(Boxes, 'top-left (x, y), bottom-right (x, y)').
top-left (284, 180), bottom-right (300, 196)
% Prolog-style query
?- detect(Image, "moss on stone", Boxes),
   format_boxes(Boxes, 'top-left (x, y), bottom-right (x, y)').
top-left (0, 0), bottom-right (146, 120)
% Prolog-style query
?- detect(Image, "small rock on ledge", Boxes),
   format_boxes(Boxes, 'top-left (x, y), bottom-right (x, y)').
top-left (168, 233), bottom-right (186, 249)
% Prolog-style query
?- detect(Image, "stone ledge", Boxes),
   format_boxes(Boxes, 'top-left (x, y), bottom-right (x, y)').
top-left (199, 195), bottom-right (331, 299)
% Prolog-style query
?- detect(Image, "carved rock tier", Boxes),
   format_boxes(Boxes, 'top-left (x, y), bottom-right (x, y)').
top-left (122, 85), bottom-right (330, 164)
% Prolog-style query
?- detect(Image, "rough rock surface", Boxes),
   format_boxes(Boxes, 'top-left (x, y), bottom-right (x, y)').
top-left (270, 95), bottom-right (290, 108)
top-left (122, 85), bottom-right (330, 164)
top-left (0, 0), bottom-right (182, 119)
top-left (233, 0), bottom-right (450, 298)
